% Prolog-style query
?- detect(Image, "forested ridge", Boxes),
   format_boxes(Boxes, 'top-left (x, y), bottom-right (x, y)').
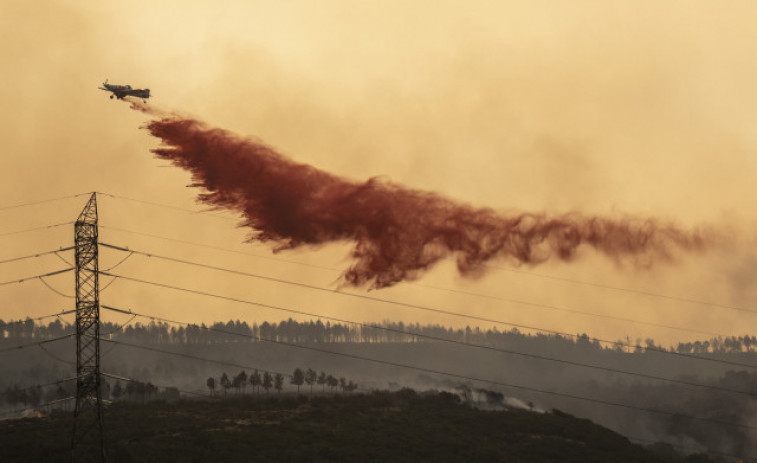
top-left (3, 318), bottom-right (757, 460)
top-left (3, 317), bottom-right (756, 354)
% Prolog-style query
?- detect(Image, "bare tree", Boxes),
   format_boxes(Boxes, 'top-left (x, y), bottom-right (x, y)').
top-left (291, 368), bottom-right (305, 394)
top-left (233, 371), bottom-right (248, 395)
top-left (274, 373), bottom-right (284, 394)
top-left (326, 375), bottom-right (338, 393)
top-left (220, 372), bottom-right (231, 397)
top-left (111, 382), bottom-right (123, 401)
top-left (206, 377), bottom-right (215, 397)
top-left (317, 371), bottom-right (327, 393)
top-left (305, 368), bottom-right (317, 395)
top-left (262, 371), bottom-right (273, 395)
top-left (250, 369), bottom-right (262, 394)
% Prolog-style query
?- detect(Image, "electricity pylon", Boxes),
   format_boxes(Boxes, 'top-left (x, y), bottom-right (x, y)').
top-left (71, 193), bottom-right (107, 462)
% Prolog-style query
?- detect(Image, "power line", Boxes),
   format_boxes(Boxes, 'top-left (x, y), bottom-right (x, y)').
top-left (56, 313), bottom-right (74, 329)
top-left (0, 334), bottom-right (75, 355)
top-left (100, 339), bottom-right (289, 379)
top-left (97, 312), bottom-right (757, 433)
top-left (101, 314), bottom-right (137, 338)
top-left (411, 282), bottom-right (724, 338)
top-left (0, 378), bottom-right (78, 421)
top-left (52, 251), bottom-right (74, 267)
top-left (98, 221), bottom-right (753, 317)
top-left (0, 268), bottom-right (74, 288)
top-left (96, 192), bottom-right (239, 222)
top-left (99, 241), bottom-right (737, 338)
top-left (0, 222), bottom-right (74, 238)
top-left (493, 266), bottom-right (757, 316)
top-left (0, 380), bottom-right (77, 419)
top-left (98, 266), bottom-right (757, 371)
top-left (1, 377), bottom-right (77, 395)
top-left (99, 276), bottom-right (120, 293)
top-left (0, 309), bottom-right (75, 330)
top-left (0, 397), bottom-right (75, 419)
top-left (0, 247), bottom-right (74, 266)
top-left (37, 276), bottom-right (75, 298)
top-left (0, 193), bottom-right (91, 213)
top-left (99, 304), bottom-right (757, 399)
top-left (99, 308), bottom-right (138, 362)
top-left (98, 225), bottom-right (332, 271)
top-left (38, 343), bottom-right (76, 365)
top-left (101, 251), bottom-right (134, 272)
top-left (100, 372), bottom-right (210, 398)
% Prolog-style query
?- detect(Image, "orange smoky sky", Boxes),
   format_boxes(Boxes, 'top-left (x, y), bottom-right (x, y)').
top-left (1, 0), bottom-right (756, 346)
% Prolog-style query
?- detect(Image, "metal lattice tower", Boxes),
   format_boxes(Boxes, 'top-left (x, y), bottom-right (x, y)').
top-left (71, 193), bottom-right (107, 462)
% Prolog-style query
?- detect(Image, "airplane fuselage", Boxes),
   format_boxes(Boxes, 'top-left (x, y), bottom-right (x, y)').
top-left (99, 81), bottom-right (151, 101)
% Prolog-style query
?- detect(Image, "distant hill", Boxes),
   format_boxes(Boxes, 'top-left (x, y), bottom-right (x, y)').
top-left (2, 318), bottom-right (756, 459)
top-left (0, 390), bottom-right (715, 462)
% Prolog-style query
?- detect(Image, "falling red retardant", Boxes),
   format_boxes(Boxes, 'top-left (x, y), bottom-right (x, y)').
top-left (143, 115), bottom-right (709, 289)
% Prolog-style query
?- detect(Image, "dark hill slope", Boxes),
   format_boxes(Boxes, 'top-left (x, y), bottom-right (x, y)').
top-left (0, 390), bottom-right (713, 462)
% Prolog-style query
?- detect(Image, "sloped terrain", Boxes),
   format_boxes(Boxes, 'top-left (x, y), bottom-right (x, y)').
top-left (0, 390), bottom-right (715, 462)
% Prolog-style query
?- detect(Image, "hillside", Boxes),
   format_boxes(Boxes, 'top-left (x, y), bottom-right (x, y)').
top-left (3, 319), bottom-right (756, 459)
top-left (0, 390), bottom-right (715, 463)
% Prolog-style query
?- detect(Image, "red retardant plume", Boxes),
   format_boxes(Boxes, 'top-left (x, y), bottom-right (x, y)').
top-left (142, 115), bottom-right (709, 289)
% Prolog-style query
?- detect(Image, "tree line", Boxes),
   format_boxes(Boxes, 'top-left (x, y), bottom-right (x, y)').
top-left (0, 378), bottom-right (177, 412)
top-left (0, 366), bottom-right (359, 416)
top-left (1, 383), bottom-right (70, 410)
top-left (206, 367), bottom-right (357, 397)
top-left (4, 317), bottom-right (757, 355)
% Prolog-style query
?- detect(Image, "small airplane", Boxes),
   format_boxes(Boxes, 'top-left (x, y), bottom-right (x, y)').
top-left (99, 79), bottom-right (151, 102)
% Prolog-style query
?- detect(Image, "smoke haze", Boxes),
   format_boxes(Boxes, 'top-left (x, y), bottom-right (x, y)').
top-left (3, 0), bottom-right (756, 342)
top-left (139, 109), bottom-right (711, 288)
